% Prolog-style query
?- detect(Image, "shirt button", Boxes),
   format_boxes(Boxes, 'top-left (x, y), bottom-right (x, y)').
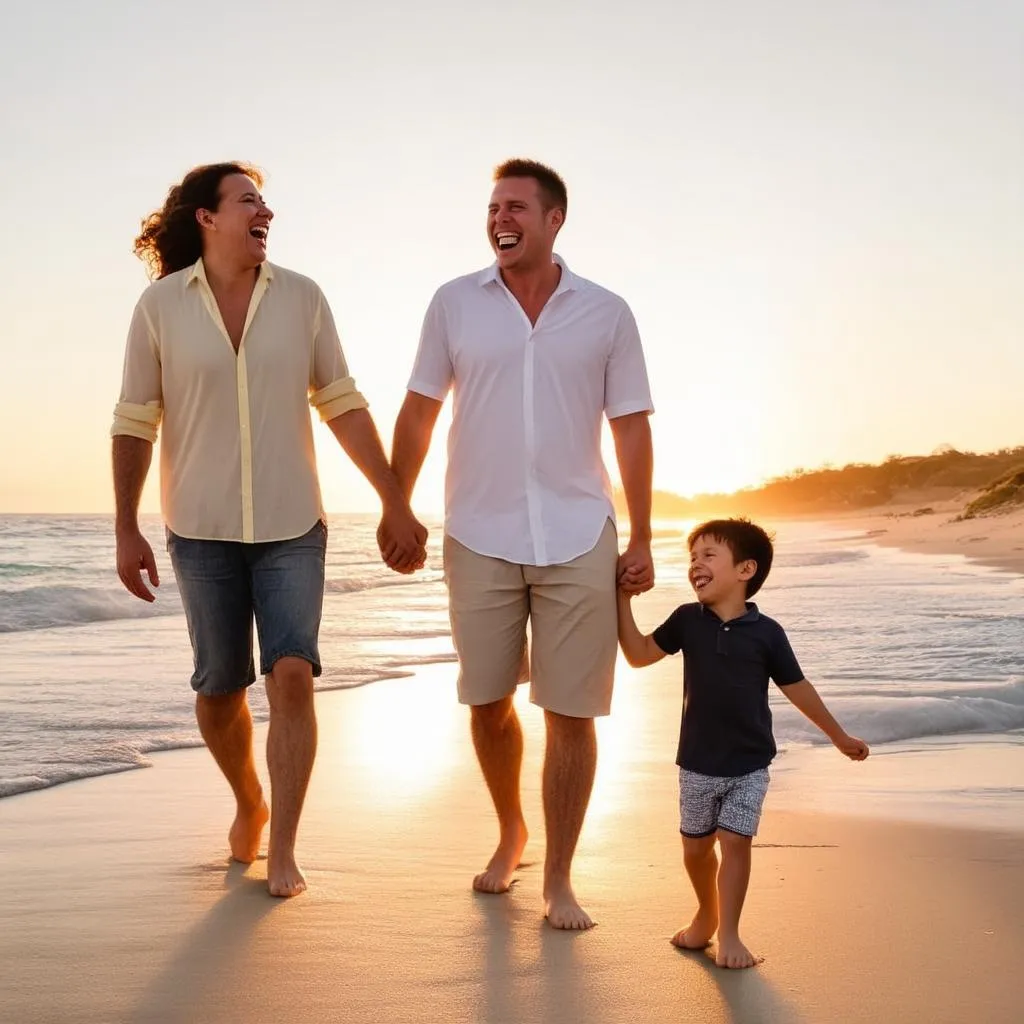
top-left (723, 626), bottom-right (730, 631)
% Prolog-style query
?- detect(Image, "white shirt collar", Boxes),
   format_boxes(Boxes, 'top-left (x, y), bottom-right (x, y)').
top-left (477, 253), bottom-right (579, 295)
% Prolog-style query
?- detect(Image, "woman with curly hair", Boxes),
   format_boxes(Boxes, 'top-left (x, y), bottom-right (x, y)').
top-left (133, 161), bottom-right (266, 279)
top-left (111, 162), bottom-right (427, 897)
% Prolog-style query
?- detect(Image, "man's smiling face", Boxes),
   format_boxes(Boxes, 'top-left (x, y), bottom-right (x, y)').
top-left (486, 176), bottom-right (562, 272)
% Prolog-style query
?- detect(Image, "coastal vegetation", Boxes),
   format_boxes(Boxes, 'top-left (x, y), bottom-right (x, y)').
top-left (622, 445), bottom-right (1024, 519)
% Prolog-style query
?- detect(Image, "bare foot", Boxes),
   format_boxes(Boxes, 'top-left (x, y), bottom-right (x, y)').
top-left (267, 849), bottom-right (307, 898)
top-left (544, 882), bottom-right (595, 931)
top-left (473, 822), bottom-right (528, 894)
top-left (229, 798), bottom-right (269, 864)
top-left (671, 909), bottom-right (718, 950)
top-left (715, 936), bottom-right (763, 969)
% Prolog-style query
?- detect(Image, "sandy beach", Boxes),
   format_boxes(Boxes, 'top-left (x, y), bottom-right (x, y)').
top-left (3, 579), bottom-right (1023, 1024)
top-left (820, 495), bottom-right (1024, 577)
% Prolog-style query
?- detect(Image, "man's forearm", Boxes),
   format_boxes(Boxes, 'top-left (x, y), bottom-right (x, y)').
top-left (112, 436), bottom-right (153, 533)
top-left (327, 408), bottom-right (406, 508)
top-left (611, 413), bottom-right (653, 541)
top-left (391, 395), bottom-right (441, 502)
top-left (783, 681), bottom-right (846, 742)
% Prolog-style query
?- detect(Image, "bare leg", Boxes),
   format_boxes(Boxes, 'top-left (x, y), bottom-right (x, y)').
top-left (195, 690), bottom-right (268, 863)
top-left (715, 830), bottom-right (761, 968)
top-left (265, 657), bottom-right (317, 897)
top-left (542, 710), bottom-right (597, 930)
top-left (470, 696), bottom-right (529, 893)
top-left (672, 834), bottom-right (719, 949)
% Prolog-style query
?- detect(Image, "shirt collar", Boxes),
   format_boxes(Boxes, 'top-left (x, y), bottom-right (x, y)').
top-left (699, 602), bottom-right (760, 624)
top-left (478, 253), bottom-right (579, 294)
top-left (186, 258), bottom-right (274, 286)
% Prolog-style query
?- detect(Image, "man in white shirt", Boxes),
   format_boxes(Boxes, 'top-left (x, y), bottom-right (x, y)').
top-left (391, 159), bottom-right (654, 929)
top-left (112, 162), bottom-right (426, 897)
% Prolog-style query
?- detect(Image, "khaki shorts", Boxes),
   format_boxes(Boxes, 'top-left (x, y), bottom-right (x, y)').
top-left (442, 520), bottom-right (619, 718)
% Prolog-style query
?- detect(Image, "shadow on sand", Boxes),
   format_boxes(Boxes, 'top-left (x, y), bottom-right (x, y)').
top-left (672, 944), bottom-right (807, 1024)
top-left (131, 861), bottom-right (279, 1024)
top-left (472, 887), bottom-right (607, 1024)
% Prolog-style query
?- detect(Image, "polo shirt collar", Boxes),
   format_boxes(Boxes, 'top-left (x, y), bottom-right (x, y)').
top-left (186, 258), bottom-right (275, 286)
top-left (699, 602), bottom-right (760, 624)
top-left (478, 253), bottom-right (579, 294)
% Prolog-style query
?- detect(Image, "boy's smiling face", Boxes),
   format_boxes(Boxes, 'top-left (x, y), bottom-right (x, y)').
top-left (688, 534), bottom-right (757, 606)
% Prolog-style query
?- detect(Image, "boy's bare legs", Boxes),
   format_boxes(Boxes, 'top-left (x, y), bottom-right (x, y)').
top-left (672, 834), bottom-right (719, 949)
top-left (542, 710), bottom-right (597, 930)
top-left (470, 696), bottom-right (529, 893)
top-left (265, 656), bottom-right (318, 898)
top-left (195, 690), bottom-right (268, 863)
top-left (715, 829), bottom-right (762, 968)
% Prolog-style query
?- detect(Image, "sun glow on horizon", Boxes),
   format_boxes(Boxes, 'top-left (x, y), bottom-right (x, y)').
top-left (1, 2), bottom-right (1022, 514)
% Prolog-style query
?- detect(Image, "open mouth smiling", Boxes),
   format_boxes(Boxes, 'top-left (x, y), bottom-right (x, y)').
top-left (690, 573), bottom-right (712, 591)
top-left (250, 225), bottom-right (269, 243)
top-left (495, 231), bottom-right (521, 251)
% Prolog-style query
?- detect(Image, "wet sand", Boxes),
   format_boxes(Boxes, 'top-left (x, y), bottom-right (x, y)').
top-left (2, 649), bottom-right (1022, 1023)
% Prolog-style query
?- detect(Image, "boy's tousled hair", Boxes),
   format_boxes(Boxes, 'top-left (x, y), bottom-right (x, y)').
top-left (493, 158), bottom-right (568, 217)
top-left (687, 518), bottom-right (775, 598)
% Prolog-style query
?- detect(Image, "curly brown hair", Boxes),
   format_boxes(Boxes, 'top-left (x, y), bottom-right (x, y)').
top-left (133, 162), bottom-right (264, 279)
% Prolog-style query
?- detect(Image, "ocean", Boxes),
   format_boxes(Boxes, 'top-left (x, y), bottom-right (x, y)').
top-left (2, 514), bottom-right (1022, 824)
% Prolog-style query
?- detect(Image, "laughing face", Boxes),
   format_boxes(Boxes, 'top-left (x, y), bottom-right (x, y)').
top-left (688, 535), bottom-right (756, 605)
top-left (486, 176), bottom-right (563, 272)
top-left (198, 173), bottom-right (273, 267)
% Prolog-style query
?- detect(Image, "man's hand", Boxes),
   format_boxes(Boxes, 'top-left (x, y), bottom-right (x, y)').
top-left (617, 537), bottom-right (654, 595)
top-left (116, 528), bottom-right (160, 602)
top-left (377, 501), bottom-right (428, 574)
top-left (834, 734), bottom-right (870, 761)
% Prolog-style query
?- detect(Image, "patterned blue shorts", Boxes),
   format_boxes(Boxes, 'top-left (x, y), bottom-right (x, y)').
top-left (678, 767), bottom-right (770, 839)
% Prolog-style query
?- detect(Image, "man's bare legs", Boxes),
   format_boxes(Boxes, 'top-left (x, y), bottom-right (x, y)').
top-left (265, 656), bottom-right (317, 898)
top-left (715, 830), bottom-right (761, 968)
top-left (195, 689), bottom-right (268, 864)
top-left (672, 834), bottom-right (719, 950)
top-left (542, 710), bottom-right (597, 930)
top-left (470, 696), bottom-right (529, 893)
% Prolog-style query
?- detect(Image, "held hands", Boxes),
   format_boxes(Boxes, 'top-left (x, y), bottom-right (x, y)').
top-left (834, 733), bottom-right (870, 761)
top-left (377, 501), bottom-right (428, 574)
top-left (116, 528), bottom-right (160, 602)
top-left (617, 537), bottom-right (654, 596)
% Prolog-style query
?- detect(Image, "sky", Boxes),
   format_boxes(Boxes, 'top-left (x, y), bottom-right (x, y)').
top-left (1, 0), bottom-right (1021, 515)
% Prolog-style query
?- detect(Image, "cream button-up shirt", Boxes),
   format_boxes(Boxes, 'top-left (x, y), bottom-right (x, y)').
top-left (408, 256), bottom-right (654, 567)
top-left (111, 259), bottom-right (367, 543)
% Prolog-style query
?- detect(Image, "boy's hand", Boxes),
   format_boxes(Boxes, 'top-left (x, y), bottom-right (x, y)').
top-left (835, 734), bottom-right (869, 761)
top-left (617, 540), bottom-right (654, 595)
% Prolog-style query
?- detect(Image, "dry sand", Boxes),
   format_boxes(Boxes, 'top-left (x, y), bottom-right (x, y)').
top-left (2, 623), bottom-right (1022, 1023)
top-left (820, 496), bottom-right (1024, 576)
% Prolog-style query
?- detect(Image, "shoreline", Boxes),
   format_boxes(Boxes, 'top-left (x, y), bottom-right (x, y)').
top-left (3, 505), bottom-right (1021, 807)
top-left (783, 499), bottom-right (1024, 577)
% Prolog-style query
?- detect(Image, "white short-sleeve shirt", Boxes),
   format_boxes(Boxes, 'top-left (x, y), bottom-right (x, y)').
top-left (408, 256), bottom-right (654, 566)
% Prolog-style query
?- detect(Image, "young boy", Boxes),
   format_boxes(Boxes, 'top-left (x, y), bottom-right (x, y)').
top-left (617, 518), bottom-right (868, 969)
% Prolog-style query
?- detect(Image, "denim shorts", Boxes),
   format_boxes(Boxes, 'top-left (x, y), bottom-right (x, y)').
top-left (166, 520), bottom-right (327, 697)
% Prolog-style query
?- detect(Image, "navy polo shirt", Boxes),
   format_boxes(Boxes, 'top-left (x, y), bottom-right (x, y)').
top-left (653, 602), bottom-right (804, 777)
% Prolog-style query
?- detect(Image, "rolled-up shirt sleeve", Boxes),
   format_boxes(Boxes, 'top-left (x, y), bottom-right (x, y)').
top-left (111, 297), bottom-right (163, 443)
top-left (604, 302), bottom-right (654, 420)
top-left (407, 290), bottom-right (453, 401)
top-left (309, 289), bottom-right (369, 421)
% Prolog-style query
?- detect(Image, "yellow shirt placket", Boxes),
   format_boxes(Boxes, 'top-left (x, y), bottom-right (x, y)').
top-left (195, 271), bottom-right (271, 544)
